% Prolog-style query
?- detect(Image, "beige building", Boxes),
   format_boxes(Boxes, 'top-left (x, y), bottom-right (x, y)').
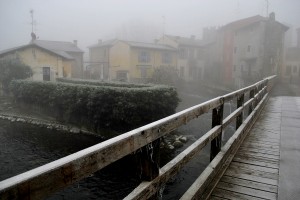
top-left (0, 40), bottom-right (84, 81)
top-left (88, 39), bottom-right (177, 82)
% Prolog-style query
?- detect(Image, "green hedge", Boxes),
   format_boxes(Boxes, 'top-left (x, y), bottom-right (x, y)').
top-left (56, 78), bottom-right (150, 88)
top-left (10, 80), bottom-right (179, 132)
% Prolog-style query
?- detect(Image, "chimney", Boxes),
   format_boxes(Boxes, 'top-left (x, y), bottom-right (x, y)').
top-left (98, 39), bottom-right (102, 44)
top-left (73, 40), bottom-right (77, 46)
top-left (269, 12), bottom-right (275, 21)
top-left (191, 35), bottom-right (195, 40)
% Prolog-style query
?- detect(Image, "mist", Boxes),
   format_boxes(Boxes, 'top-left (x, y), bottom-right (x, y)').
top-left (1, 0), bottom-right (300, 52)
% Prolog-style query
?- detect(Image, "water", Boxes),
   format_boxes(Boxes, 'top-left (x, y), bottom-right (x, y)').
top-left (0, 120), bottom-right (140, 199)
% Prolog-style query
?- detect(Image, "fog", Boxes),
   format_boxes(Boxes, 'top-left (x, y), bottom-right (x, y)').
top-left (1, 0), bottom-right (300, 52)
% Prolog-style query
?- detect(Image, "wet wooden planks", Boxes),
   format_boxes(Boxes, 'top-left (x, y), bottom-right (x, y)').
top-left (210, 97), bottom-right (281, 200)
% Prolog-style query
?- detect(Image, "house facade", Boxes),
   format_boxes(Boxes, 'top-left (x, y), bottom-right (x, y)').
top-left (88, 39), bottom-right (177, 82)
top-left (157, 35), bottom-right (205, 82)
top-left (208, 13), bottom-right (288, 89)
top-left (0, 40), bottom-right (84, 81)
top-left (283, 28), bottom-right (300, 83)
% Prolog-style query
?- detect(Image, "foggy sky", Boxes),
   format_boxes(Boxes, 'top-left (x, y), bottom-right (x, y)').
top-left (1, 0), bottom-right (300, 53)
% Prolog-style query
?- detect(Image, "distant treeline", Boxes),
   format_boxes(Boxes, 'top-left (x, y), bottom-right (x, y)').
top-left (10, 80), bottom-right (179, 132)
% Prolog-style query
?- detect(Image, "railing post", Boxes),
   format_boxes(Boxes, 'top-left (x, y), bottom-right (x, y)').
top-left (248, 89), bottom-right (255, 115)
top-left (139, 139), bottom-right (160, 181)
top-left (236, 94), bottom-right (244, 129)
top-left (210, 103), bottom-right (224, 161)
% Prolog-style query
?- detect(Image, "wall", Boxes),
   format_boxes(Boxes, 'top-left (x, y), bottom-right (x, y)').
top-left (109, 41), bottom-right (131, 81)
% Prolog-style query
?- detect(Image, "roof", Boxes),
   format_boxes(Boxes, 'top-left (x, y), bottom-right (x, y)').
top-left (164, 35), bottom-right (204, 47)
top-left (88, 39), bottom-right (117, 48)
top-left (125, 41), bottom-right (176, 51)
top-left (33, 40), bottom-right (83, 53)
top-left (222, 15), bottom-right (266, 30)
top-left (88, 39), bottom-right (176, 51)
top-left (0, 40), bottom-right (83, 60)
top-left (222, 15), bottom-right (289, 31)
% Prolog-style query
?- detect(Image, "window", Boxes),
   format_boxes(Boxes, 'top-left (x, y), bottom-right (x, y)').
top-left (179, 48), bottom-right (186, 59)
top-left (138, 51), bottom-right (150, 63)
top-left (180, 66), bottom-right (184, 78)
top-left (293, 66), bottom-right (297, 73)
top-left (247, 45), bottom-right (251, 52)
top-left (234, 47), bottom-right (237, 54)
top-left (197, 50), bottom-right (204, 59)
top-left (162, 52), bottom-right (172, 63)
top-left (43, 67), bottom-right (50, 81)
top-left (285, 65), bottom-right (291, 76)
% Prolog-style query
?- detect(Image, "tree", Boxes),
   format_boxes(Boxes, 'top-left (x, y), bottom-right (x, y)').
top-left (152, 66), bottom-right (179, 86)
top-left (0, 58), bottom-right (32, 94)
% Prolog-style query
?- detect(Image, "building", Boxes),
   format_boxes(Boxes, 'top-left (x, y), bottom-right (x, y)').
top-left (208, 13), bottom-right (288, 88)
top-left (88, 39), bottom-right (177, 82)
top-left (0, 40), bottom-right (84, 81)
top-left (157, 35), bottom-right (205, 82)
top-left (283, 28), bottom-right (300, 83)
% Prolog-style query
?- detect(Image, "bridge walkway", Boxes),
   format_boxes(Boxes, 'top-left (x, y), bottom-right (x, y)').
top-left (209, 96), bottom-right (300, 200)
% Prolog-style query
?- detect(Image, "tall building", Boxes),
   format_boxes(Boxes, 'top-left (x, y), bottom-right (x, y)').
top-left (207, 13), bottom-right (288, 88)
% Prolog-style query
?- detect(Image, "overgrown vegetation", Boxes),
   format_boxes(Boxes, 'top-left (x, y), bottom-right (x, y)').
top-left (10, 80), bottom-right (180, 132)
top-left (0, 58), bottom-right (32, 94)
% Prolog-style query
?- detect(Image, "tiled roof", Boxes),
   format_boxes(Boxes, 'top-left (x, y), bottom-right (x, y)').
top-left (222, 15), bottom-right (289, 31)
top-left (0, 40), bottom-right (82, 60)
top-left (33, 40), bottom-right (83, 53)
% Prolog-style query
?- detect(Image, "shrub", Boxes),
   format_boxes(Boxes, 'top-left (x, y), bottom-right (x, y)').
top-left (10, 80), bottom-right (180, 132)
top-left (0, 58), bottom-right (32, 94)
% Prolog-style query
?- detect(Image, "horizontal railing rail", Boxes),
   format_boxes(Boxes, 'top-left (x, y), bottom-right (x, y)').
top-left (0, 75), bottom-right (276, 200)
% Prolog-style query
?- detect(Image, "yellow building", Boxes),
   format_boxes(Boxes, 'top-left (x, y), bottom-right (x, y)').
top-left (0, 40), bottom-right (84, 81)
top-left (88, 40), bottom-right (177, 82)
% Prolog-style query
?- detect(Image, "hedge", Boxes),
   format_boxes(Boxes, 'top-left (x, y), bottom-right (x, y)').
top-left (56, 78), bottom-right (150, 88)
top-left (10, 80), bottom-right (179, 132)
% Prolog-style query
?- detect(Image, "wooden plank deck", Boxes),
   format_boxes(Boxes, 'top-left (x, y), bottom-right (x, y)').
top-left (209, 97), bottom-right (283, 200)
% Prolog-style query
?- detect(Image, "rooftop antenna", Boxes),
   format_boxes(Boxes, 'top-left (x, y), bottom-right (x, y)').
top-left (235, 0), bottom-right (240, 18)
top-left (30, 9), bottom-right (37, 41)
top-left (162, 15), bottom-right (165, 40)
top-left (265, 0), bottom-right (269, 16)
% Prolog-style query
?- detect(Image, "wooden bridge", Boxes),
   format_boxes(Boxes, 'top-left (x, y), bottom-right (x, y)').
top-left (1, 75), bottom-right (299, 199)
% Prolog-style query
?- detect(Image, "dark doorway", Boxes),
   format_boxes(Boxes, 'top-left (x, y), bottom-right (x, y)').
top-left (43, 67), bottom-right (50, 81)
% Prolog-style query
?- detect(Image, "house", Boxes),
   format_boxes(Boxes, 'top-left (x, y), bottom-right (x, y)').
top-left (207, 13), bottom-right (288, 88)
top-left (157, 35), bottom-right (206, 82)
top-left (283, 28), bottom-right (300, 83)
top-left (88, 39), bottom-right (177, 82)
top-left (0, 40), bottom-right (84, 81)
